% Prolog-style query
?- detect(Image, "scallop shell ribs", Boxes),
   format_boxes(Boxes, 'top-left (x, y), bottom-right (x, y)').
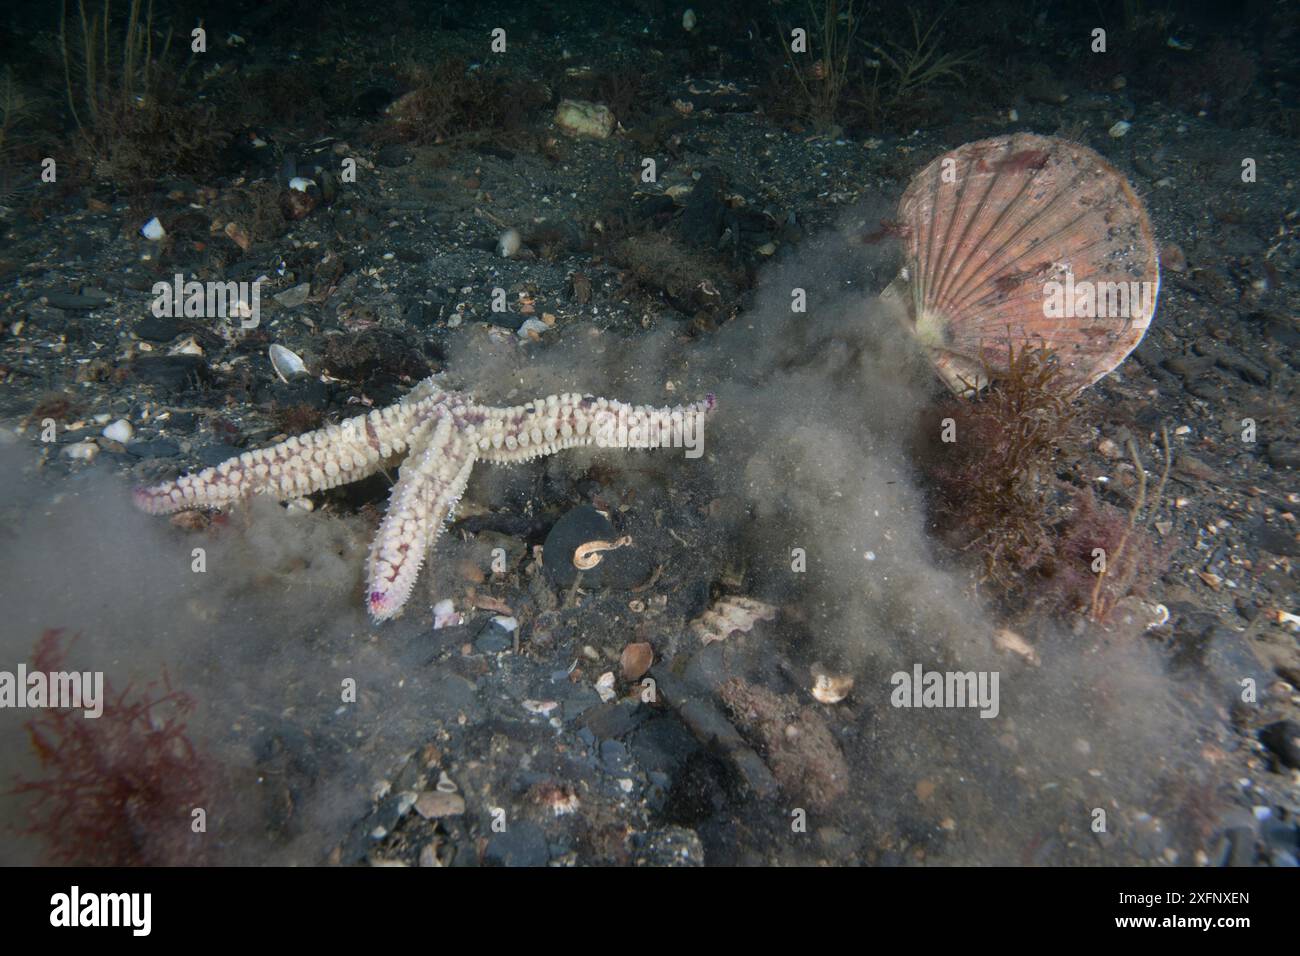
top-left (888, 133), bottom-right (1160, 394)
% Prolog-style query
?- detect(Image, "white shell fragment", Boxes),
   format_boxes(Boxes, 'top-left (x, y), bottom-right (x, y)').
top-left (497, 228), bottom-right (521, 258)
top-left (268, 343), bottom-right (309, 383)
top-left (63, 441), bottom-right (98, 461)
top-left (101, 419), bottom-right (133, 443)
top-left (993, 628), bottom-right (1041, 666)
top-left (554, 99), bottom-right (615, 139)
top-left (432, 599), bottom-right (461, 630)
top-left (140, 217), bottom-right (165, 240)
top-left (691, 595), bottom-right (777, 645)
top-left (810, 665), bottom-right (854, 704)
top-left (517, 317), bottom-right (550, 339)
top-left (1108, 120), bottom-right (1132, 138)
top-left (595, 671), bottom-right (617, 702)
top-left (288, 176), bottom-right (315, 192)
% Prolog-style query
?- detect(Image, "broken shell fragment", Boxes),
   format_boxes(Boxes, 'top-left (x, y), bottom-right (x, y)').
top-left (140, 217), bottom-right (166, 240)
top-left (268, 343), bottom-right (309, 383)
top-left (595, 671), bottom-right (617, 702)
top-left (993, 627), bottom-right (1041, 666)
top-left (810, 665), bottom-right (854, 704)
top-left (691, 595), bottom-right (777, 645)
top-left (887, 133), bottom-right (1159, 394)
top-left (497, 228), bottom-right (522, 258)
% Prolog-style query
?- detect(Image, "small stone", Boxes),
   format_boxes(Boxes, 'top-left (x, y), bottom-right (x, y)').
top-left (517, 317), bottom-right (549, 339)
top-left (273, 283), bottom-right (311, 308)
top-left (1160, 242), bottom-right (1187, 272)
top-left (413, 791), bottom-right (466, 819)
top-left (1260, 720), bottom-right (1300, 770)
top-left (1108, 120), bottom-right (1132, 138)
top-left (63, 441), bottom-right (98, 461)
top-left (620, 642), bottom-right (654, 681)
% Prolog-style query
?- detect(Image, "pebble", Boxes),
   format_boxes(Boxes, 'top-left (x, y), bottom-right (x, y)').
top-left (517, 317), bottom-right (549, 339)
top-left (1108, 120), bottom-right (1132, 138)
top-left (272, 283), bottom-right (311, 308)
top-left (1259, 720), bottom-right (1300, 770)
top-left (126, 439), bottom-right (180, 459)
top-left (42, 292), bottom-right (105, 311)
top-left (483, 821), bottom-right (550, 867)
top-left (413, 791), bottom-right (466, 819)
top-left (620, 642), bottom-right (654, 681)
top-left (101, 419), bottom-right (133, 443)
top-left (134, 316), bottom-right (186, 342)
top-left (474, 619), bottom-right (513, 654)
top-left (62, 441), bottom-right (98, 461)
top-left (542, 506), bottom-right (649, 589)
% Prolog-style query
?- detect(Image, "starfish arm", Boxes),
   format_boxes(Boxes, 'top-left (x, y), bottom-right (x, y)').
top-left (467, 392), bottom-right (717, 464)
top-left (365, 413), bottom-right (477, 621)
top-left (132, 398), bottom-right (438, 515)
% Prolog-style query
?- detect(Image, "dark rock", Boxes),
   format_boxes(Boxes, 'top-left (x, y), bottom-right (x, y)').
top-left (41, 291), bottom-right (104, 311)
top-left (376, 144), bottom-right (412, 168)
top-left (264, 378), bottom-right (331, 410)
top-left (134, 316), bottom-right (188, 342)
top-left (542, 505), bottom-right (650, 589)
top-left (473, 619), bottom-right (514, 654)
top-left (1214, 351), bottom-right (1269, 386)
top-left (1168, 611), bottom-right (1269, 705)
top-left (125, 439), bottom-right (180, 459)
top-left (676, 167), bottom-right (727, 249)
top-left (195, 443), bottom-right (243, 467)
top-left (634, 193), bottom-right (677, 223)
top-left (1248, 310), bottom-right (1300, 348)
top-left (1265, 442), bottom-right (1300, 470)
top-left (1253, 524), bottom-right (1300, 558)
top-left (1259, 720), bottom-right (1300, 770)
top-left (599, 739), bottom-right (629, 770)
top-left (352, 86), bottom-right (393, 117)
top-left (1223, 826), bottom-right (1257, 867)
top-left (483, 821), bottom-right (549, 867)
top-left (1162, 355), bottom-right (1213, 379)
top-left (654, 669), bottom-right (779, 801)
top-left (577, 700), bottom-right (646, 740)
top-left (631, 826), bottom-right (705, 866)
top-left (629, 715), bottom-right (699, 775)
top-left (130, 355), bottom-right (211, 393)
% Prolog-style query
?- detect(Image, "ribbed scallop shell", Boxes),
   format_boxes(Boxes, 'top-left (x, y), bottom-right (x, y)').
top-left (890, 133), bottom-right (1159, 394)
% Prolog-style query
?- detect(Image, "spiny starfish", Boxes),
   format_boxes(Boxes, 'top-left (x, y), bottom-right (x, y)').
top-left (133, 377), bottom-right (716, 621)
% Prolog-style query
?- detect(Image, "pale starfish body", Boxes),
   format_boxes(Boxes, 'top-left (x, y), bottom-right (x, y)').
top-left (133, 377), bottom-right (716, 621)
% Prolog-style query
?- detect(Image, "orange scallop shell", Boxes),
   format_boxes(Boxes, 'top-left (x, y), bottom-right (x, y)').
top-left (890, 133), bottom-right (1160, 394)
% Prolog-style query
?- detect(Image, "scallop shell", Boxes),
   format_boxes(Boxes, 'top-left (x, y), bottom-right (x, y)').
top-left (888, 133), bottom-right (1159, 394)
